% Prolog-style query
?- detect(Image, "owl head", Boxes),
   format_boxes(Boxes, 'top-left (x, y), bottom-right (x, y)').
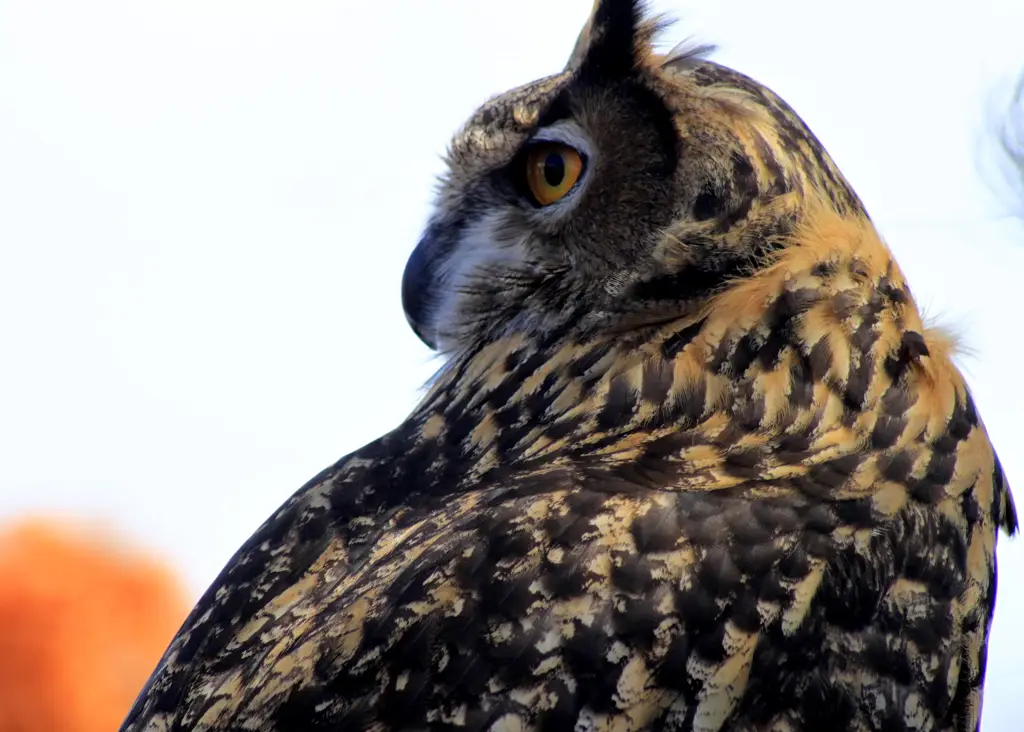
top-left (401, 0), bottom-right (867, 356)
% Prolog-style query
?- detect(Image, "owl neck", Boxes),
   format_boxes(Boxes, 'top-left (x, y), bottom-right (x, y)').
top-left (322, 218), bottom-right (991, 542)
top-left (377, 208), bottom-right (982, 504)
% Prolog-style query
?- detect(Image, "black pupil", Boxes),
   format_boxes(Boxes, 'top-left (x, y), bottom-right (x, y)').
top-left (543, 153), bottom-right (565, 187)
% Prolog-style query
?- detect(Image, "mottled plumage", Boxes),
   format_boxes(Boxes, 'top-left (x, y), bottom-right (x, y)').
top-left (121, 2), bottom-right (1017, 731)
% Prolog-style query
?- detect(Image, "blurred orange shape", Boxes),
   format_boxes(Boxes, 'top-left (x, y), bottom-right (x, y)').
top-left (0, 516), bottom-right (190, 732)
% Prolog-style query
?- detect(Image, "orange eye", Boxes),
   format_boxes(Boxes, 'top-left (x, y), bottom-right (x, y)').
top-left (525, 143), bottom-right (584, 206)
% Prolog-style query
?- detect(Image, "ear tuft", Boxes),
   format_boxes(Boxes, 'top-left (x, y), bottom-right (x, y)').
top-left (566, 0), bottom-right (646, 79)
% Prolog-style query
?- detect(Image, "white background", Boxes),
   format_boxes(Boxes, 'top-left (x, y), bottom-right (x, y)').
top-left (1, 0), bottom-right (1022, 726)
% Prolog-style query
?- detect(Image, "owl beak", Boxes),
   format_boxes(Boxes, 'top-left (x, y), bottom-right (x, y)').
top-left (401, 225), bottom-right (446, 351)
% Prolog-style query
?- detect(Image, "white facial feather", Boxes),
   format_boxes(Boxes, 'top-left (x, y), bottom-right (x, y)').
top-left (432, 210), bottom-right (533, 354)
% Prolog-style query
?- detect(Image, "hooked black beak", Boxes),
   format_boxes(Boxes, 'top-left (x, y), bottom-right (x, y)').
top-left (401, 243), bottom-right (437, 349)
top-left (401, 222), bottom-right (456, 351)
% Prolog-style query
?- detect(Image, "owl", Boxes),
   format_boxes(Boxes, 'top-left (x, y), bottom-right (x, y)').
top-left (120, 1), bottom-right (1017, 731)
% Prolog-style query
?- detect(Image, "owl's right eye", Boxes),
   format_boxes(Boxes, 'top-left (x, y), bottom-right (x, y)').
top-left (522, 143), bottom-right (586, 206)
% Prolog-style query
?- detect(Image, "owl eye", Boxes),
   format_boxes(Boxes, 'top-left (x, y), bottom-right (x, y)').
top-left (524, 143), bottom-right (585, 206)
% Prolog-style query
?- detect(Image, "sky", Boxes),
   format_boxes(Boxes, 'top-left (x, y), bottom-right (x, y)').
top-left (1, 0), bottom-right (1022, 726)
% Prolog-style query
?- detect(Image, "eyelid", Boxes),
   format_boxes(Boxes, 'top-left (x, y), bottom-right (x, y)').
top-left (528, 120), bottom-right (593, 158)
